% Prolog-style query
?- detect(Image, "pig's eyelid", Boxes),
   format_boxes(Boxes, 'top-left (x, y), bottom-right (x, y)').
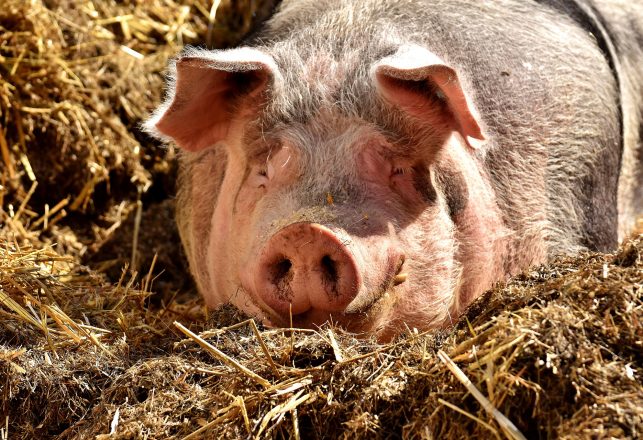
top-left (392, 167), bottom-right (410, 175)
top-left (257, 153), bottom-right (270, 177)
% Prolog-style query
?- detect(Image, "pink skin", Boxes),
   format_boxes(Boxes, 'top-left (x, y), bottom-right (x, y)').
top-left (204, 130), bottom-right (412, 333)
top-left (150, 46), bottom-right (520, 339)
top-left (198, 125), bottom-right (508, 338)
top-left (241, 222), bottom-right (407, 328)
top-left (248, 222), bottom-right (363, 316)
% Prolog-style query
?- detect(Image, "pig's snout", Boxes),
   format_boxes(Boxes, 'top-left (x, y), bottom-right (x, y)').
top-left (254, 223), bottom-right (362, 317)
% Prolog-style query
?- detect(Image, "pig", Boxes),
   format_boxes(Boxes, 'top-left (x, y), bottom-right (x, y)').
top-left (146, 0), bottom-right (642, 340)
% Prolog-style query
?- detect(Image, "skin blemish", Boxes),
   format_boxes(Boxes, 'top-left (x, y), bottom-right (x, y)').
top-left (412, 169), bottom-right (437, 204)
top-left (393, 273), bottom-right (408, 285)
top-left (436, 168), bottom-right (469, 219)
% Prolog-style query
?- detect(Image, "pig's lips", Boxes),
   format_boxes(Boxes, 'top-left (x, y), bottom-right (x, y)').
top-left (255, 284), bottom-right (397, 334)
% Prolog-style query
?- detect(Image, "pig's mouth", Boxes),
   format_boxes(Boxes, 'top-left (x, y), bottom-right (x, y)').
top-left (248, 258), bottom-right (407, 334)
top-left (255, 285), bottom-right (395, 334)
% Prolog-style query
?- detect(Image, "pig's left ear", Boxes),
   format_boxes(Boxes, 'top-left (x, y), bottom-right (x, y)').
top-left (372, 45), bottom-right (485, 149)
top-left (144, 47), bottom-right (280, 152)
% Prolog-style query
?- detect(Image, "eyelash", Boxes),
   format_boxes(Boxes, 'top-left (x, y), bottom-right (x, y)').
top-left (393, 167), bottom-right (410, 175)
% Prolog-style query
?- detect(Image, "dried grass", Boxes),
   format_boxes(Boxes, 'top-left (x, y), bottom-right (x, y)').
top-left (2, 234), bottom-right (641, 439)
top-left (0, 0), bottom-right (277, 270)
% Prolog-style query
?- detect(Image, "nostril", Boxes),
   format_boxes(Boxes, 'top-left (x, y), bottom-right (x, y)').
top-left (255, 223), bottom-right (362, 316)
top-left (320, 254), bottom-right (338, 283)
top-left (271, 258), bottom-right (293, 284)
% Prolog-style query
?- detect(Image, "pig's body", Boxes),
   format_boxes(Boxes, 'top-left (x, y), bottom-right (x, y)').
top-left (148, 0), bottom-right (643, 339)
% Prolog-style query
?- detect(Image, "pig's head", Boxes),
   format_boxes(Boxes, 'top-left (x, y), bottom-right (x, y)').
top-left (146, 44), bottom-right (508, 340)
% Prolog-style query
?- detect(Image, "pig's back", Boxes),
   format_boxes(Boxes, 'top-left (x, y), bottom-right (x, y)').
top-left (252, 0), bottom-right (628, 252)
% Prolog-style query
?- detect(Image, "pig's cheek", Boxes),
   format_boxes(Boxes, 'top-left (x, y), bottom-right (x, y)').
top-left (390, 212), bottom-right (459, 324)
top-left (206, 203), bottom-right (235, 304)
top-left (226, 185), bottom-right (266, 265)
top-left (235, 185), bottom-right (265, 220)
top-left (390, 177), bottom-right (419, 204)
top-left (205, 172), bottom-right (258, 304)
top-left (359, 148), bottom-right (392, 186)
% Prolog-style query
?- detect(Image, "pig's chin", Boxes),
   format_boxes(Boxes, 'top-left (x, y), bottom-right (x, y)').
top-left (231, 281), bottom-right (456, 342)
top-left (238, 284), bottom-right (397, 337)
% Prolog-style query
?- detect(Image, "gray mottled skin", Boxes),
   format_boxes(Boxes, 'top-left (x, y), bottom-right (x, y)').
top-left (252, 0), bottom-right (636, 248)
top-left (587, 0), bottom-right (643, 239)
top-left (167, 0), bottom-right (641, 336)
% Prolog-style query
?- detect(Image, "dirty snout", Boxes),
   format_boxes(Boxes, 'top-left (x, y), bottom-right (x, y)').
top-left (243, 221), bottom-right (409, 330)
top-left (251, 222), bottom-right (362, 318)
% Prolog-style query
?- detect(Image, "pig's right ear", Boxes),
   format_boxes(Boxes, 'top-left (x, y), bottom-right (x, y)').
top-left (144, 48), bottom-right (280, 152)
top-left (372, 45), bottom-right (485, 149)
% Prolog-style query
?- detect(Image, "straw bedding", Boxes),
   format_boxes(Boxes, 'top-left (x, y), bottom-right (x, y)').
top-left (0, 1), bottom-right (641, 439)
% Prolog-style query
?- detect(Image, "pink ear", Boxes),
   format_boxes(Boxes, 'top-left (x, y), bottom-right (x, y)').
top-left (373, 45), bottom-right (485, 149)
top-left (145, 48), bottom-right (279, 152)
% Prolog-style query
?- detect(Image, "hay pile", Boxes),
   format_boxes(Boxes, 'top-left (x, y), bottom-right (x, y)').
top-left (0, 1), bottom-right (641, 439)
top-left (2, 225), bottom-right (641, 439)
top-left (0, 0), bottom-right (277, 293)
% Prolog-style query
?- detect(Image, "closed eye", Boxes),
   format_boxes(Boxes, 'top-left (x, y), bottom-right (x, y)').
top-left (255, 167), bottom-right (269, 189)
top-left (392, 167), bottom-right (411, 175)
